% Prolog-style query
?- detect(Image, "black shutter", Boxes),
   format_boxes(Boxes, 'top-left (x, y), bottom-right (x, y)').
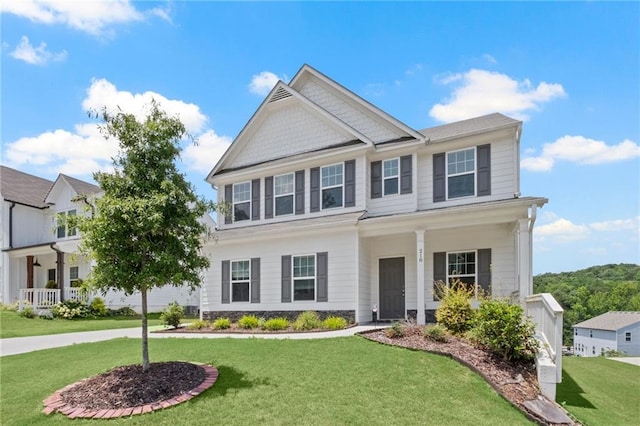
top-left (344, 159), bottom-right (356, 207)
top-left (433, 252), bottom-right (446, 300)
top-left (371, 161), bottom-right (382, 199)
top-left (295, 170), bottom-right (305, 215)
top-left (477, 144), bottom-right (491, 196)
top-left (224, 185), bottom-right (233, 224)
top-left (251, 179), bottom-right (260, 221)
top-left (477, 249), bottom-right (492, 296)
top-left (264, 176), bottom-right (273, 219)
top-left (400, 155), bottom-right (412, 195)
top-left (281, 255), bottom-right (292, 303)
top-left (251, 258), bottom-right (260, 303)
top-left (317, 252), bottom-right (328, 302)
top-left (433, 153), bottom-right (446, 202)
top-left (221, 260), bottom-right (230, 304)
top-left (310, 167), bottom-right (320, 212)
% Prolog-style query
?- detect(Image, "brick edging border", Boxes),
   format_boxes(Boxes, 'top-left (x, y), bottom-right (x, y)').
top-left (43, 363), bottom-right (218, 419)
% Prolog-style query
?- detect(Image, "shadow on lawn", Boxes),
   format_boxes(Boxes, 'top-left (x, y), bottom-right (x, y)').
top-left (556, 369), bottom-right (596, 410)
top-left (205, 365), bottom-right (270, 397)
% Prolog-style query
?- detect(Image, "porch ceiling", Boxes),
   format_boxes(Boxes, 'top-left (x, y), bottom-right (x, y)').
top-left (3, 241), bottom-right (57, 257)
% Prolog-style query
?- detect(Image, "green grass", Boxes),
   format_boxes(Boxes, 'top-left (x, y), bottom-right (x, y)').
top-left (0, 337), bottom-right (532, 425)
top-left (0, 309), bottom-right (163, 338)
top-left (557, 356), bottom-right (640, 425)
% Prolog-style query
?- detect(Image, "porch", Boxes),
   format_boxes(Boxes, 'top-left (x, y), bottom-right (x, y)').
top-left (18, 287), bottom-right (93, 311)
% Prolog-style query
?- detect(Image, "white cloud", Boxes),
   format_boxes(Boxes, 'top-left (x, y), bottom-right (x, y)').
top-left (183, 130), bottom-right (232, 174)
top-left (248, 71), bottom-right (283, 96)
top-left (535, 218), bottom-right (590, 243)
top-left (83, 78), bottom-right (207, 134)
top-left (482, 54), bottom-right (497, 64)
top-left (522, 135), bottom-right (640, 172)
top-left (0, 0), bottom-right (163, 36)
top-left (10, 35), bottom-right (67, 65)
top-left (429, 69), bottom-right (566, 123)
top-left (590, 216), bottom-right (640, 233)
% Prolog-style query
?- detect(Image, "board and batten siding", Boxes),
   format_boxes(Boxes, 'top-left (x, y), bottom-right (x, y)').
top-left (11, 204), bottom-right (50, 247)
top-left (203, 229), bottom-right (358, 314)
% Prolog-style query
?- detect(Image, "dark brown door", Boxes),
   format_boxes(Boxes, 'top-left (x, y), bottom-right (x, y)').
top-left (379, 257), bottom-right (405, 319)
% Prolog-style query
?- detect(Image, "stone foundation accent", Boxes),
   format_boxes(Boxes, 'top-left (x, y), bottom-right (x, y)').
top-left (202, 310), bottom-right (356, 324)
top-left (406, 310), bottom-right (437, 324)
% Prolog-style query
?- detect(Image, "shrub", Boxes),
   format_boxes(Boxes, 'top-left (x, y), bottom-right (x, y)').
top-left (323, 316), bottom-right (347, 330)
top-left (263, 317), bottom-right (290, 331)
top-left (435, 279), bottom-right (476, 335)
top-left (293, 311), bottom-right (322, 331)
top-left (52, 299), bottom-right (90, 319)
top-left (89, 297), bottom-right (108, 317)
top-left (470, 298), bottom-right (538, 362)
top-left (45, 280), bottom-right (57, 289)
top-left (19, 306), bottom-right (35, 318)
top-left (1, 301), bottom-right (20, 311)
top-left (160, 301), bottom-right (184, 329)
top-left (212, 317), bottom-right (231, 330)
top-left (423, 324), bottom-right (449, 342)
top-left (238, 314), bottom-right (260, 329)
top-left (111, 306), bottom-right (138, 317)
top-left (385, 321), bottom-right (406, 338)
top-left (187, 319), bottom-right (210, 330)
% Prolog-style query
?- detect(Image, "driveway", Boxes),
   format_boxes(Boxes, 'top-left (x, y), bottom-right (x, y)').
top-left (608, 357), bottom-right (640, 366)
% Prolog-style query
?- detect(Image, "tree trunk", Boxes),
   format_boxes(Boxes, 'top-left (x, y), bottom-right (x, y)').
top-left (141, 286), bottom-right (150, 371)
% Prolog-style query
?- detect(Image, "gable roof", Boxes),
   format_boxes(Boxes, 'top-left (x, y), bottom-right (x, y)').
top-left (573, 311), bottom-right (640, 331)
top-left (0, 166), bottom-right (53, 208)
top-left (419, 113), bottom-right (521, 143)
top-left (43, 173), bottom-right (102, 204)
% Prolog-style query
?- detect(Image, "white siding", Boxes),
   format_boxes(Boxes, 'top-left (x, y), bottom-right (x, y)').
top-left (617, 323), bottom-right (640, 356)
top-left (574, 328), bottom-right (618, 357)
top-left (12, 204), bottom-right (49, 247)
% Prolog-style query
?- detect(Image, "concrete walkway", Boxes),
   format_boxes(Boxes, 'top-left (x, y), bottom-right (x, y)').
top-left (0, 325), bottom-right (384, 357)
top-left (608, 357), bottom-right (640, 366)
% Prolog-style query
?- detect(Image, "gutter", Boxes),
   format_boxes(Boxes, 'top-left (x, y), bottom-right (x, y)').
top-left (9, 202), bottom-right (15, 248)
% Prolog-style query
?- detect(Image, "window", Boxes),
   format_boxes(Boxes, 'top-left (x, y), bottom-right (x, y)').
top-left (447, 148), bottom-right (475, 198)
top-left (626, 332), bottom-right (631, 342)
top-left (274, 173), bottom-right (294, 216)
top-left (574, 329), bottom-right (578, 336)
top-left (447, 251), bottom-right (476, 289)
top-left (70, 266), bottom-right (79, 286)
top-left (48, 268), bottom-right (56, 282)
top-left (293, 254), bottom-right (316, 301)
top-left (231, 260), bottom-right (250, 302)
top-left (321, 164), bottom-right (343, 209)
top-left (590, 330), bottom-right (593, 338)
top-left (57, 209), bottom-right (77, 238)
top-left (233, 182), bottom-right (251, 222)
top-left (592, 346), bottom-right (595, 355)
top-left (67, 210), bottom-right (77, 236)
top-left (383, 158), bottom-right (399, 196)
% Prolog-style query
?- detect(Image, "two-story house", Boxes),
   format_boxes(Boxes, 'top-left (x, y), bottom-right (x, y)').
top-left (0, 166), bottom-right (200, 313)
top-left (201, 65), bottom-right (548, 325)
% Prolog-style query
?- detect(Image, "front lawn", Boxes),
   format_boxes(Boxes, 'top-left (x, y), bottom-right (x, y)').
top-left (0, 309), bottom-right (163, 338)
top-left (557, 356), bottom-right (640, 426)
top-left (0, 337), bottom-right (532, 425)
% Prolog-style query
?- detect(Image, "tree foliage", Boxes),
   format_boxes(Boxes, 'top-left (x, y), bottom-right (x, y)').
top-left (533, 263), bottom-right (640, 345)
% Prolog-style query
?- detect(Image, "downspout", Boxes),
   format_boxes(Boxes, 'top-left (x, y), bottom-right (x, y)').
top-left (9, 202), bottom-right (16, 248)
top-left (50, 243), bottom-right (65, 302)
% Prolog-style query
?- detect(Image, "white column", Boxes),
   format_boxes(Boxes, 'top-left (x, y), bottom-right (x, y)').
top-left (518, 218), bottom-right (531, 304)
top-left (415, 230), bottom-right (425, 325)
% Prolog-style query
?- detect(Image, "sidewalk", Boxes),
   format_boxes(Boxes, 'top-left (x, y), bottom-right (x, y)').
top-left (0, 324), bottom-right (383, 357)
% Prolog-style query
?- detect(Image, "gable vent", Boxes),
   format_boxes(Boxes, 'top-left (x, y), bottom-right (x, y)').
top-left (269, 86), bottom-right (293, 103)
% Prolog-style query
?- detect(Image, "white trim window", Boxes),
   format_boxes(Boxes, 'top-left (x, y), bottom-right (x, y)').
top-left (70, 266), bottom-right (79, 286)
top-left (625, 332), bottom-right (631, 342)
top-left (447, 251), bottom-right (476, 288)
top-left (274, 173), bottom-right (294, 216)
top-left (321, 163), bottom-right (343, 209)
top-left (447, 148), bottom-right (476, 199)
top-left (56, 209), bottom-right (77, 238)
top-left (233, 182), bottom-right (251, 222)
top-left (231, 260), bottom-right (250, 302)
top-left (293, 254), bottom-right (316, 301)
top-left (383, 158), bottom-right (399, 196)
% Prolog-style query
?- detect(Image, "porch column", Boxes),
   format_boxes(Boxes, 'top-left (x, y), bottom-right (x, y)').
top-left (415, 229), bottom-right (426, 325)
top-left (56, 251), bottom-right (65, 302)
top-left (26, 255), bottom-right (34, 289)
top-left (517, 218), bottom-right (531, 304)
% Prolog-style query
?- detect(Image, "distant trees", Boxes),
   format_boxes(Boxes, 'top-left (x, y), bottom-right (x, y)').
top-left (533, 264), bottom-right (640, 345)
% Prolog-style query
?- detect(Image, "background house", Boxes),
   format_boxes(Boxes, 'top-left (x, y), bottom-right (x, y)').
top-left (573, 311), bottom-right (640, 356)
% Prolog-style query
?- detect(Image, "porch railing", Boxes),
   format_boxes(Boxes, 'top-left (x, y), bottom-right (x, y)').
top-left (64, 287), bottom-right (92, 304)
top-left (525, 292), bottom-right (564, 400)
top-left (19, 288), bottom-right (60, 311)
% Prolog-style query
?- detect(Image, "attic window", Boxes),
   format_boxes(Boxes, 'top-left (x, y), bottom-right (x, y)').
top-left (269, 87), bottom-right (292, 103)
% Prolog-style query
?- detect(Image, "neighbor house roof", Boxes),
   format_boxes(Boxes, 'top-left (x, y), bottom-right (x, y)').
top-left (0, 166), bottom-right (53, 208)
top-left (573, 311), bottom-right (640, 331)
top-left (419, 113), bottom-right (520, 143)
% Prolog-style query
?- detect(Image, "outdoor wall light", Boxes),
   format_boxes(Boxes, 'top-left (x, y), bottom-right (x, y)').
top-left (34, 257), bottom-right (41, 267)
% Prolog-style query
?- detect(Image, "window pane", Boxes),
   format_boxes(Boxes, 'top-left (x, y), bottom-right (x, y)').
top-left (233, 182), bottom-right (251, 202)
top-left (294, 255), bottom-right (315, 278)
top-left (231, 261), bottom-right (250, 280)
top-left (68, 210), bottom-right (77, 236)
top-left (234, 202), bottom-right (251, 221)
top-left (275, 195), bottom-right (293, 216)
top-left (232, 282), bottom-right (250, 302)
top-left (448, 174), bottom-right (474, 198)
top-left (448, 149), bottom-right (475, 175)
top-left (48, 269), bottom-right (56, 282)
top-left (322, 187), bottom-right (343, 209)
top-left (275, 174), bottom-right (294, 196)
top-left (321, 164), bottom-right (343, 188)
top-left (384, 177), bottom-right (398, 195)
top-left (383, 159), bottom-right (398, 178)
top-left (294, 279), bottom-right (315, 301)
top-left (57, 224), bottom-right (65, 238)
top-left (70, 267), bottom-right (79, 280)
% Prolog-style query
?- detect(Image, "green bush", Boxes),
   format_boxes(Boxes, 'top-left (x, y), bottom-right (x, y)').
top-left (238, 314), bottom-right (260, 329)
top-left (323, 316), bottom-right (347, 330)
top-left (212, 317), bottom-right (231, 330)
top-left (423, 324), bottom-right (449, 342)
top-left (187, 319), bottom-right (210, 330)
top-left (470, 298), bottom-right (538, 362)
top-left (45, 280), bottom-right (57, 289)
top-left (293, 311), bottom-right (322, 331)
top-left (1, 301), bottom-right (20, 311)
top-left (435, 279), bottom-right (476, 335)
top-left (385, 321), bottom-right (406, 338)
top-left (110, 306), bottom-right (138, 317)
top-left (160, 301), bottom-right (184, 329)
top-left (52, 299), bottom-right (90, 319)
top-left (263, 317), bottom-right (290, 331)
top-left (89, 297), bottom-right (108, 317)
top-left (19, 306), bottom-right (35, 318)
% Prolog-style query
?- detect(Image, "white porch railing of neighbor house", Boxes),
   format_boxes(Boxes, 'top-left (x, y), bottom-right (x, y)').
top-left (525, 292), bottom-right (564, 400)
top-left (64, 287), bottom-right (92, 304)
top-left (19, 288), bottom-right (59, 311)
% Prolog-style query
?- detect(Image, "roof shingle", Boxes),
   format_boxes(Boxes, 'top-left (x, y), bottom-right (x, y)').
top-left (0, 166), bottom-right (53, 208)
top-left (574, 311), bottom-right (640, 331)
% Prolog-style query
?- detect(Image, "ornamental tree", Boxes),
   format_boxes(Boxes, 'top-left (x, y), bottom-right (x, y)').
top-left (74, 101), bottom-right (215, 371)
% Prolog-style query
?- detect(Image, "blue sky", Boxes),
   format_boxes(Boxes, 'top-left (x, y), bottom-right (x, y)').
top-left (1, 1), bottom-right (638, 274)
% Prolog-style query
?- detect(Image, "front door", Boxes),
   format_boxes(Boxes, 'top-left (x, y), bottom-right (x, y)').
top-left (379, 257), bottom-right (405, 319)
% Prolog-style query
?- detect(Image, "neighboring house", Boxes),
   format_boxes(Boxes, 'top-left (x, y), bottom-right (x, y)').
top-left (201, 64), bottom-right (548, 325)
top-left (0, 166), bottom-right (200, 313)
top-left (573, 311), bottom-right (640, 356)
